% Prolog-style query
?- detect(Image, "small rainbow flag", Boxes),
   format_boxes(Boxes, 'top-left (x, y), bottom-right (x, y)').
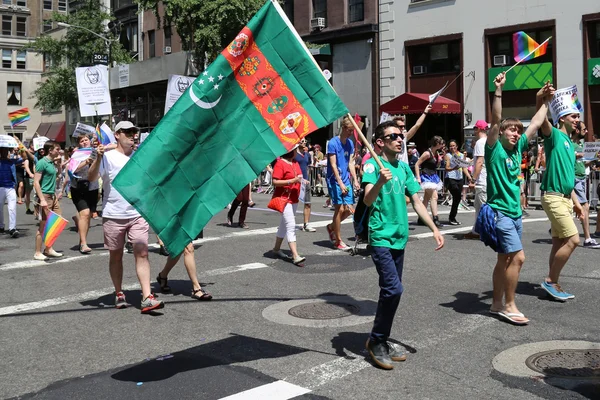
top-left (94, 123), bottom-right (114, 145)
top-left (513, 31), bottom-right (549, 63)
top-left (8, 107), bottom-right (30, 128)
top-left (42, 211), bottom-right (68, 248)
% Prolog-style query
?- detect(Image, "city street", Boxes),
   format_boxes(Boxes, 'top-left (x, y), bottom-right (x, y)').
top-left (0, 194), bottom-right (598, 399)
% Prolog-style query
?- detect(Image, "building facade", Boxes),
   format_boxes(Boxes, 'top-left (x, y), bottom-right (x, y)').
top-left (381, 0), bottom-right (600, 148)
top-left (1, 0), bottom-right (66, 141)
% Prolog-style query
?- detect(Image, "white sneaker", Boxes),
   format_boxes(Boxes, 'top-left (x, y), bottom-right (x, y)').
top-left (584, 238), bottom-right (600, 249)
top-left (302, 224), bottom-right (316, 232)
top-left (33, 253), bottom-right (48, 261)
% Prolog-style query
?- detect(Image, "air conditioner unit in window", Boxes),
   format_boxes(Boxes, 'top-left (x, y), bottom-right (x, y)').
top-left (493, 55), bottom-right (507, 67)
top-left (164, 46), bottom-right (172, 54)
top-left (413, 65), bottom-right (427, 75)
top-left (310, 17), bottom-right (325, 30)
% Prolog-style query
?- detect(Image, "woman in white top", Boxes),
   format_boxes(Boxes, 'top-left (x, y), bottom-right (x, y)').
top-left (444, 139), bottom-right (472, 225)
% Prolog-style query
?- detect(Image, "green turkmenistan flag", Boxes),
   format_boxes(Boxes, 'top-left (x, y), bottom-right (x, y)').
top-left (113, 0), bottom-right (348, 256)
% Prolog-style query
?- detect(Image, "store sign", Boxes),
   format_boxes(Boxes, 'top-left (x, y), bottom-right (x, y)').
top-left (488, 62), bottom-right (553, 92)
top-left (588, 58), bottom-right (600, 86)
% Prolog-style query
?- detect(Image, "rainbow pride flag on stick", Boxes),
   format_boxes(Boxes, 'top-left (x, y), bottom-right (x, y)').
top-left (95, 122), bottom-right (115, 145)
top-left (43, 211), bottom-right (68, 247)
top-left (8, 107), bottom-right (30, 128)
top-left (513, 31), bottom-right (549, 63)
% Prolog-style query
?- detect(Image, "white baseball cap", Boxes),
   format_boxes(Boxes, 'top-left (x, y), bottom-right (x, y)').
top-left (114, 121), bottom-right (138, 132)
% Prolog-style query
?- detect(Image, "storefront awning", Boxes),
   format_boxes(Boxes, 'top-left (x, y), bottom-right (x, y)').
top-left (36, 122), bottom-right (66, 142)
top-left (380, 93), bottom-right (461, 115)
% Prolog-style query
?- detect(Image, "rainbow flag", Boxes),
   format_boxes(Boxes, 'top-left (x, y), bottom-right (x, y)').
top-left (513, 31), bottom-right (549, 63)
top-left (8, 107), bottom-right (30, 127)
top-left (94, 122), bottom-right (114, 145)
top-left (42, 211), bottom-right (68, 247)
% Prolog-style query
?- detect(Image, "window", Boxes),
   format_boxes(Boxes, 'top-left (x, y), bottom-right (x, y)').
top-left (594, 22), bottom-right (600, 57)
top-left (164, 25), bottom-right (171, 48)
top-left (349, 0), bottom-right (364, 23)
top-left (2, 49), bottom-right (11, 68)
top-left (43, 19), bottom-right (52, 32)
top-left (44, 53), bottom-right (53, 71)
top-left (2, 15), bottom-right (11, 36)
top-left (16, 50), bottom-right (25, 69)
top-left (2, 0), bottom-right (11, 5)
top-left (312, 0), bottom-right (326, 19)
top-left (58, 0), bottom-right (66, 11)
top-left (409, 41), bottom-right (460, 74)
top-left (16, 16), bottom-right (25, 37)
top-left (282, 0), bottom-right (294, 24)
top-left (490, 29), bottom-right (553, 66)
top-left (17, 0), bottom-right (26, 6)
top-left (43, 0), bottom-right (51, 10)
top-left (148, 29), bottom-right (155, 58)
top-left (120, 22), bottom-right (138, 53)
top-left (7, 81), bottom-right (21, 106)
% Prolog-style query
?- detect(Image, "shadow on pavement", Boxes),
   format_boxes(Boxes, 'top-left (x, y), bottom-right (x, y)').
top-left (439, 290), bottom-right (493, 315)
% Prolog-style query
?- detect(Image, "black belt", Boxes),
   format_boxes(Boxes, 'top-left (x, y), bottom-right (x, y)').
top-left (545, 192), bottom-right (570, 198)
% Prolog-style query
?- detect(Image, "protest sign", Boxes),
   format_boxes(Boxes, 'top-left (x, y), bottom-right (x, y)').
top-left (33, 136), bottom-right (49, 151)
top-left (76, 65), bottom-right (112, 117)
top-left (549, 85), bottom-right (583, 123)
top-left (72, 122), bottom-right (96, 137)
top-left (583, 142), bottom-right (600, 161)
top-left (164, 75), bottom-right (195, 114)
top-left (0, 134), bottom-right (18, 148)
top-left (140, 132), bottom-right (149, 143)
top-left (379, 112), bottom-right (390, 123)
top-left (452, 155), bottom-right (472, 168)
top-left (429, 81), bottom-right (449, 105)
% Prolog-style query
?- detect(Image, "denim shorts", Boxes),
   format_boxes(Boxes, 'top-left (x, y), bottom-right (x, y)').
top-left (573, 178), bottom-right (587, 205)
top-left (495, 211), bottom-right (523, 254)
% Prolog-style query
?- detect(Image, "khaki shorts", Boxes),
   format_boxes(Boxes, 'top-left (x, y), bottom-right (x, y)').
top-left (35, 193), bottom-right (62, 220)
top-left (102, 216), bottom-right (149, 251)
top-left (542, 194), bottom-right (578, 239)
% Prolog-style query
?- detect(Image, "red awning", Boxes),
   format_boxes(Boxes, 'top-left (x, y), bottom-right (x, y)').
top-left (42, 122), bottom-right (66, 142)
top-left (380, 93), bottom-right (461, 115)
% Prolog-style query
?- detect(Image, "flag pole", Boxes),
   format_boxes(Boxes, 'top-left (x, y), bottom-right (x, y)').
top-left (505, 37), bottom-right (552, 74)
top-left (346, 113), bottom-right (384, 170)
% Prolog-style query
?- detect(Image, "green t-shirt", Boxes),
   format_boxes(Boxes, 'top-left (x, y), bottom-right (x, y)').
top-left (362, 158), bottom-right (421, 250)
top-left (36, 156), bottom-right (57, 194)
top-left (572, 139), bottom-right (586, 179)
top-left (541, 127), bottom-right (576, 195)
top-left (485, 134), bottom-right (528, 218)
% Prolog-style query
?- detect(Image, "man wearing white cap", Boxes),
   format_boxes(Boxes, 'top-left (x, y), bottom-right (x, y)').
top-left (464, 119), bottom-right (489, 239)
top-left (88, 120), bottom-right (164, 314)
top-left (538, 84), bottom-right (585, 301)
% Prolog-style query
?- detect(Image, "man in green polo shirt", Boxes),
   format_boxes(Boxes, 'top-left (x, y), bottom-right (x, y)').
top-left (33, 140), bottom-right (64, 261)
top-left (539, 87), bottom-right (585, 301)
top-left (485, 72), bottom-right (553, 325)
top-left (571, 122), bottom-right (599, 249)
top-left (362, 120), bottom-right (443, 370)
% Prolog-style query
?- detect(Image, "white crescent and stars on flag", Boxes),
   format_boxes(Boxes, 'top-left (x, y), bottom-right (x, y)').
top-left (199, 70), bottom-right (225, 91)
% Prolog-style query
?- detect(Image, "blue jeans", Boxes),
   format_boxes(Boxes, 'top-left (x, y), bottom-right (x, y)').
top-left (370, 246), bottom-right (405, 343)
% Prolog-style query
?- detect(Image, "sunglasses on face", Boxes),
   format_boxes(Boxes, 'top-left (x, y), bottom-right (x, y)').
top-left (397, 125), bottom-right (406, 129)
top-left (119, 128), bottom-right (139, 135)
top-left (382, 133), bottom-right (404, 141)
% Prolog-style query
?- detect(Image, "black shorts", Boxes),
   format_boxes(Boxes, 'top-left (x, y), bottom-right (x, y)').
top-left (70, 186), bottom-right (99, 213)
top-left (16, 169), bottom-right (25, 186)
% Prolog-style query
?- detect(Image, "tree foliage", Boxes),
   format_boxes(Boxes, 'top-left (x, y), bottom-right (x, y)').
top-left (135, 0), bottom-right (264, 72)
top-left (26, 0), bottom-right (132, 111)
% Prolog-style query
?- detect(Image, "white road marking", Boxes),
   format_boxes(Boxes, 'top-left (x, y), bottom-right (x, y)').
top-left (0, 253), bottom-right (106, 272)
top-left (290, 350), bottom-right (369, 390)
top-left (204, 262), bottom-right (269, 276)
top-left (217, 380), bottom-right (311, 400)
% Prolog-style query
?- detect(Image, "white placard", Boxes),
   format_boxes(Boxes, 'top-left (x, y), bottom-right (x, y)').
top-left (549, 85), bottom-right (583, 123)
top-left (164, 74), bottom-right (195, 114)
top-left (583, 142), bottom-right (600, 161)
top-left (322, 69), bottom-right (332, 81)
top-left (76, 65), bottom-right (112, 117)
top-left (33, 136), bottom-right (49, 151)
top-left (139, 132), bottom-right (149, 143)
top-left (379, 112), bottom-right (390, 123)
top-left (72, 122), bottom-right (96, 137)
top-left (118, 64), bottom-right (129, 88)
top-left (429, 81), bottom-right (449, 105)
top-left (452, 154), bottom-right (472, 168)
top-left (0, 134), bottom-right (18, 148)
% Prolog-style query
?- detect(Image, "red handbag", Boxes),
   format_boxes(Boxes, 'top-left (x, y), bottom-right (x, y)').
top-left (268, 190), bottom-right (289, 213)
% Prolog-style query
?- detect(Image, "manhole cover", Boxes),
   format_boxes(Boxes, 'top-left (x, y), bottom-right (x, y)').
top-left (526, 349), bottom-right (600, 379)
top-left (288, 302), bottom-right (360, 319)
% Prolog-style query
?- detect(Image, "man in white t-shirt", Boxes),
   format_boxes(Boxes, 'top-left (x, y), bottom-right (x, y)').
top-left (393, 104), bottom-right (432, 164)
top-left (88, 121), bottom-right (164, 314)
top-left (464, 119), bottom-right (489, 239)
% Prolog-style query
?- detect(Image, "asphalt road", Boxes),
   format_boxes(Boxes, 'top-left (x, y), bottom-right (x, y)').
top-left (1, 193), bottom-right (599, 399)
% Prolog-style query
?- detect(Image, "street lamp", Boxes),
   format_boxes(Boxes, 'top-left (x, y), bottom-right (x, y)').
top-left (57, 22), bottom-right (114, 47)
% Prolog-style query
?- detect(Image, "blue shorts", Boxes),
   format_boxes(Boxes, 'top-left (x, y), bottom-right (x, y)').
top-left (495, 211), bottom-right (523, 254)
top-left (573, 178), bottom-right (587, 205)
top-left (327, 180), bottom-right (354, 205)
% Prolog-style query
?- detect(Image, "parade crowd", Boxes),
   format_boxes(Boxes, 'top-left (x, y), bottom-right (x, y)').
top-left (1, 72), bottom-right (597, 369)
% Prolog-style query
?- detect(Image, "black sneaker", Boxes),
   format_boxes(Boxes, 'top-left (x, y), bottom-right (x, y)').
top-left (8, 229), bottom-right (19, 238)
top-left (159, 245), bottom-right (170, 257)
top-left (125, 242), bottom-right (133, 253)
top-left (448, 220), bottom-right (461, 226)
top-left (433, 217), bottom-right (443, 228)
top-left (26, 209), bottom-right (34, 215)
top-left (416, 218), bottom-right (426, 226)
top-left (0, 228), bottom-right (4, 234)
top-left (366, 339), bottom-right (394, 370)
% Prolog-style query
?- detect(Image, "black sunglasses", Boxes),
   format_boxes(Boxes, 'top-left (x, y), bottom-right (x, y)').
top-left (382, 133), bottom-right (404, 141)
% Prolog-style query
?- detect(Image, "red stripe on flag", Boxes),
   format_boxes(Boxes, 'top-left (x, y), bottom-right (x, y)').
top-left (222, 27), bottom-right (318, 149)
